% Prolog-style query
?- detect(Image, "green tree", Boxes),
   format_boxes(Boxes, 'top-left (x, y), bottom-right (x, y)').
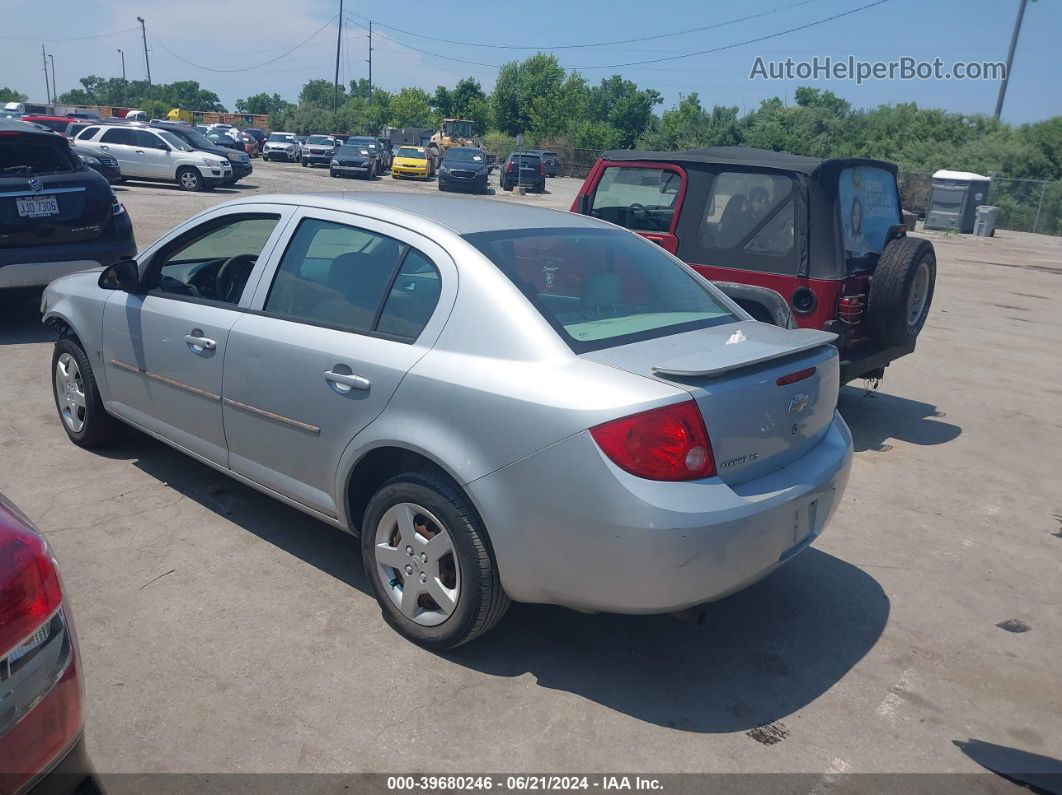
top-left (236, 92), bottom-right (290, 116)
top-left (0, 87), bottom-right (28, 103)
top-left (588, 75), bottom-right (661, 147)
top-left (388, 87), bottom-right (433, 127)
top-left (492, 54), bottom-right (566, 136)
top-left (299, 79), bottom-right (342, 108)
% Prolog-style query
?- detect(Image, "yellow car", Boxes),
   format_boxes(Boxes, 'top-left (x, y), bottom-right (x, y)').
top-left (391, 146), bottom-right (431, 180)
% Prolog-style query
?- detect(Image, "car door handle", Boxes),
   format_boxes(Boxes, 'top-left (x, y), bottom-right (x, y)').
top-left (324, 370), bottom-right (370, 391)
top-left (135, 149), bottom-right (145, 154)
top-left (185, 334), bottom-right (216, 351)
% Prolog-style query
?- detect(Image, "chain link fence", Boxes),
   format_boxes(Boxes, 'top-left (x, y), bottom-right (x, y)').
top-left (899, 172), bottom-right (1062, 236)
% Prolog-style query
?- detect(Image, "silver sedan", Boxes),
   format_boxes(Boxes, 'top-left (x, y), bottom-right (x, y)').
top-left (41, 193), bottom-right (852, 648)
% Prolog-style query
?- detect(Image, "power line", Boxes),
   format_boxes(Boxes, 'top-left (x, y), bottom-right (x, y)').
top-left (564, 0), bottom-right (893, 69)
top-left (152, 15), bottom-right (338, 73)
top-left (347, 0), bottom-right (823, 51)
top-left (0, 26), bottom-right (138, 42)
top-left (345, 18), bottom-right (501, 68)
top-left (350, 0), bottom-right (891, 72)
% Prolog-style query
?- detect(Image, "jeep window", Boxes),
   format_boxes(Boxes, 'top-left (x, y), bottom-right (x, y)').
top-left (698, 172), bottom-right (794, 250)
top-left (466, 227), bottom-right (735, 353)
top-left (839, 165), bottom-right (901, 267)
top-left (589, 166), bottom-right (680, 233)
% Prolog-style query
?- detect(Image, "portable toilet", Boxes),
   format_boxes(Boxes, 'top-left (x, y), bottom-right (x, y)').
top-left (925, 169), bottom-right (991, 233)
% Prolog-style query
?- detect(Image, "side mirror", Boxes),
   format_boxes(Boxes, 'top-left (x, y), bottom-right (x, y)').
top-left (98, 258), bottom-right (140, 292)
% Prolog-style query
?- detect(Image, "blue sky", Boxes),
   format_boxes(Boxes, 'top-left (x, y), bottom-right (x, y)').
top-left (3, 0), bottom-right (1060, 125)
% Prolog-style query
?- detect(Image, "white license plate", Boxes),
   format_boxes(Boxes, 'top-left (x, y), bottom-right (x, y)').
top-left (16, 196), bottom-right (59, 218)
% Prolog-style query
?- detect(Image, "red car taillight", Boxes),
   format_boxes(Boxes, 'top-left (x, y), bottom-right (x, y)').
top-left (539, 163), bottom-right (545, 176)
top-left (506, 160), bottom-right (513, 173)
top-left (0, 507), bottom-right (82, 794)
top-left (590, 400), bottom-right (716, 481)
top-left (837, 294), bottom-right (865, 324)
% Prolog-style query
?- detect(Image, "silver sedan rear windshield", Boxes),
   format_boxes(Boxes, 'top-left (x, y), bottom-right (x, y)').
top-left (465, 228), bottom-right (736, 352)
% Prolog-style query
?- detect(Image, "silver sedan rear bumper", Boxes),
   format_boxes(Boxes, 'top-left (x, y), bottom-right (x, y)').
top-left (468, 413), bottom-right (853, 613)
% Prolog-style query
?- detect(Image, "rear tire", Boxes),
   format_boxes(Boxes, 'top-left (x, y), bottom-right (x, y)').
top-left (176, 167), bottom-right (203, 192)
top-left (362, 472), bottom-right (509, 649)
top-left (867, 236), bottom-right (936, 347)
top-left (51, 338), bottom-right (120, 449)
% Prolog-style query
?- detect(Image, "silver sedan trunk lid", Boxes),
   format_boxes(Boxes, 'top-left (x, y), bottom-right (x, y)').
top-left (583, 321), bottom-right (840, 485)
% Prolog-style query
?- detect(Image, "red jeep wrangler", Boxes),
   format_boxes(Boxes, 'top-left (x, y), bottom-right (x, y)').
top-left (571, 147), bottom-right (936, 383)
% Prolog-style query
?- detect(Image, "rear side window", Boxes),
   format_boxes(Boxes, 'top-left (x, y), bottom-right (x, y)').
top-left (264, 218), bottom-right (439, 340)
top-left (100, 128), bottom-right (134, 145)
top-left (465, 227), bottom-right (735, 353)
top-left (839, 166), bottom-right (901, 264)
top-left (589, 166), bottom-right (681, 233)
top-left (0, 136), bottom-right (78, 173)
top-left (699, 172), bottom-right (793, 250)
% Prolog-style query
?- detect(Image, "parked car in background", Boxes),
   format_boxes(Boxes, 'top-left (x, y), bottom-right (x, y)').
top-left (64, 121), bottom-right (93, 140)
top-left (41, 193), bottom-right (851, 649)
top-left (72, 123), bottom-right (232, 191)
top-left (65, 109), bottom-right (101, 120)
top-left (206, 130), bottom-right (245, 152)
top-left (78, 152), bottom-right (121, 183)
top-left (571, 147), bottom-right (937, 383)
top-left (329, 142), bottom-right (377, 179)
top-left (243, 127), bottom-right (266, 150)
top-left (302, 134), bottom-right (339, 167)
top-left (19, 115), bottom-right (70, 134)
top-left (0, 118), bottom-right (134, 289)
top-left (241, 133), bottom-right (259, 157)
top-left (438, 147), bottom-right (490, 193)
top-left (390, 146), bottom-right (431, 180)
top-left (375, 138), bottom-right (393, 171)
top-left (346, 136), bottom-right (388, 173)
top-left (0, 492), bottom-right (102, 794)
top-left (500, 151), bottom-right (545, 192)
top-left (262, 132), bottom-right (301, 162)
top-left (539, 149), bottom-right (561, 177)
top-left (150, 121), bottom-right (252, 184)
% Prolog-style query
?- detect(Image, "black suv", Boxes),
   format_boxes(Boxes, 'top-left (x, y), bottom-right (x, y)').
top-left (0, 118), bottom-right (135, 289)
top-left (500, 151), bottom-right (545, 192)
top-left (150, 121), bottom-right (252, 183)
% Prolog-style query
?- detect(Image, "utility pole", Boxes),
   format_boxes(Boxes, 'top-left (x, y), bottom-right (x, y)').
top-left (42, 45), bottom-right (52, 104)
top-left (137, 16), bottom-right (152, 85)
top-left (367, 21), bottom-right (373, 102)
top-left (333, 0), bottom-right (343, 128)
top-left (994, 0), bottom-right (1029, 120)
top-left (118, 49), bottom-right (127, 105)
top-left (48, 55), bottom-right (57, 103)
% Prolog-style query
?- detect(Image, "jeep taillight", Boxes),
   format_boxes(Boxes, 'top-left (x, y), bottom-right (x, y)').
top-left (506, 160), bottom-right (513, 173)
top-left (590, 401), bottom-right (716, 481)
top-left (838, 294), bottom-right (865, 324)
top-left (0, 506), bottom-right (83, 794)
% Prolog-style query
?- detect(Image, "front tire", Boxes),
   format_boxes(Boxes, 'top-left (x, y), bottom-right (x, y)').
top-left (330, 167), bottom-right (338, 178)
top-left (362, 472), bottom-right (509, 649)
top-left (176, 167), bottom-right (204, 192)
top-left (52, 338), bottom-right (120, 448)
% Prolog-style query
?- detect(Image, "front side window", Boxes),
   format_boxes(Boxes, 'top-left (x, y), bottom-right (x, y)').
top-left (264, 218), bottom-right (438, 340)
top-left (152, 215), bottom-right (280, 304)
top-left (699, 172), bottom-right (794, 250)
top-left (589, 166), bottom-right (681, 233)
top-left (465, 227), bottom-right (735, 352)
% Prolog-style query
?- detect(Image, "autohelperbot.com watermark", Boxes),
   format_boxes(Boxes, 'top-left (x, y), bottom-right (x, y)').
top-left (749, 55), bottom-right (1007, 84)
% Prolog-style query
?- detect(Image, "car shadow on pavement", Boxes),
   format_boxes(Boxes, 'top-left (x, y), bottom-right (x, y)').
top-left (96, 430), bottom-right (887, 736)
top-left (101, 429), bottom-right (370, 594)
top-left (446, 548), bottom-right (888, 733)
top-left (838, 386), bottom-right (962, 452)
top-left (0, 288), bottom-right (52, 345)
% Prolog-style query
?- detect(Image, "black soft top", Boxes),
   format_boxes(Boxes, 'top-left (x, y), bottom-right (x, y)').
top-left (603, 146), bottom-right (896, 178)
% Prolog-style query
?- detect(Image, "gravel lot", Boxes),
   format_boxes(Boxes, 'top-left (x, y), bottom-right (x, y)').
top-left (1, 158), bottom-right (1060, 784)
